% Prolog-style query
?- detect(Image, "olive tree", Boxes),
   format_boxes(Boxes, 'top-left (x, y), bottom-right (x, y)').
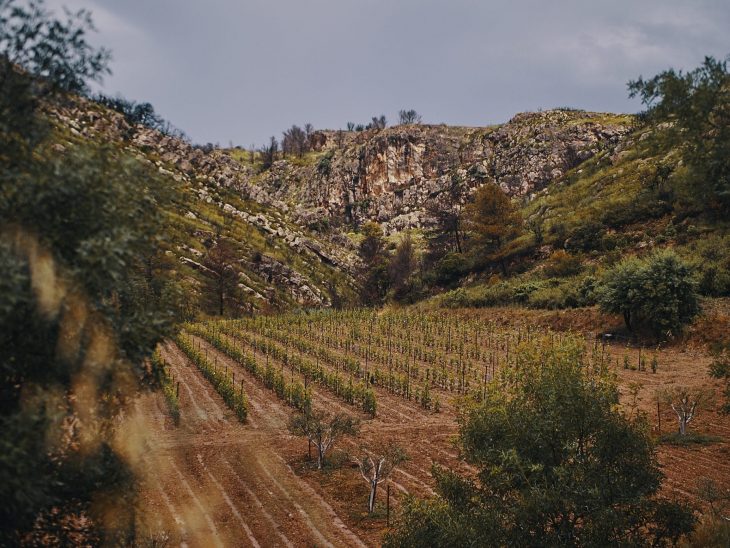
top-left (357, 443), bottom-right (407, 513)
top-left (657, 386), bottom-right (711, 436)
top-left (288, 410), bottom-right (359, 469)
top-left (1, 1), bottom-right (181, 543)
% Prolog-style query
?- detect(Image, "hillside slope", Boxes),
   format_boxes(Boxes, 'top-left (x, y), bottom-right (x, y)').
top-left (46, 98), bottom-right (361, 314)
top-left (238, 110), bottom-right (632, 234)
top-left (46, 98), bottom-right (729, 315)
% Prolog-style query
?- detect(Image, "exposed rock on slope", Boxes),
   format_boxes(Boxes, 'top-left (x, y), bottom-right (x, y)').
top-left (47, 98), bottom-right (634, 312)
top-left (47, 98), bottom-right (358, 311)
top-left (244, 110), bottom-right (633, 234)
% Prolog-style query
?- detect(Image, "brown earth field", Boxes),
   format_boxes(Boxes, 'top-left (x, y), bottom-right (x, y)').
top-left (129, 308), bottom-right (730, 547)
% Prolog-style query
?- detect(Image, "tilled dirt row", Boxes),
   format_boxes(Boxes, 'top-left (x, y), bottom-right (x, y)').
top-left (132, 341), bottom-right (367, 547)
top-left (132, 333), bottom-right (730, 546)
top-left (194, 332), bottom-right (474, 487)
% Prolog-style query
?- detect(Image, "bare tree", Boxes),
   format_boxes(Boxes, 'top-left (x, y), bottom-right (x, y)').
top-left (282, 125), bottom-right (308, 157)
top-left (657, 387), bottom-right (711, 436)
top-left (399, 109), bottom-right (422, 125)
top-left (259, 136), bottom-right (279, 171)
top-left (357, 443), bottom-right (407, 513)
top-left (367, 115), bottom-right (387, 130)
top-left (288, 410), bottom-right (359, 469)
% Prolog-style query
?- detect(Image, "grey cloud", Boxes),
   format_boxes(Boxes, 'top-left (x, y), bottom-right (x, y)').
top-left (43, 0), bottom-right (730, 146)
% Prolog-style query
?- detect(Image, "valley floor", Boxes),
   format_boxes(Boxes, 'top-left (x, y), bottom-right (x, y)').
top-left (130, 312), bottom-right (730, 547)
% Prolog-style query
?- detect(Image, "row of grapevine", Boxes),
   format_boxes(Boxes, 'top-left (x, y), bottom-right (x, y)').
top-left (214, 318), bottom-right (445, 411)
top-left (151, 349), bottom-right (180, 424)
top-left (210, 322), bottom-right (377, 417)
top-left (176, 333), bottom-right (249, 421)
top-left (184, 324), bottom-right (312, 412)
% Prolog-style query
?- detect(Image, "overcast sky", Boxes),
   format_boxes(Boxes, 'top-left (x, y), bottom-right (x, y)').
top-left (44, 0), bottom-right (730, 147)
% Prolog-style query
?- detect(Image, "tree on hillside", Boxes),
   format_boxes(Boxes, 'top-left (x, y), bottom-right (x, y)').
top-left (358, 222), bottom-right (390, 305)
top-left (289, 410), bottom-right (359, 469)
top-left (598, 250), bottom-right (699, 338)
top-left (259, 136), bottom-right (279, 171)
top-left (463, 183), bottom-right (522, 275)
top-left (203, 236), bottom-right (240, 316)
top-left (399, 109), bottom-right (422, 125)
top-left (629, 55), bottom-right (730, 215)
top-left (422, 174), bottom-right (470, 287)
top-left (93, 94), bottom-right (187, 139)
top-left (282, 124), bottom-right (308, 157)
top-left (425, 173), bottom-right (465, 260)
top-left (388, 232), bottom-right (419, 302)
top-left (367, 115), bottom-right (387, 130)
top-left (385, 334), bottom-right (696, 547)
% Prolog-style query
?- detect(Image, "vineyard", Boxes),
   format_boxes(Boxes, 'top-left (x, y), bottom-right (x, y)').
top-left (134, 309), bottom-right (730, 546)
top-left (183, 310), bottom-right (631, 417)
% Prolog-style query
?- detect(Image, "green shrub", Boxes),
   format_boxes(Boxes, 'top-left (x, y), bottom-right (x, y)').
top-left (564, 222), bottom-right (605, 252)
top-left (440, 288), bottom-right (470, 308)
top-left (543, 250), bottom-right (583, 277)
top-left (430, 252), bottom-right (471, 287)
top-left (598, 250), bottom-right (699, 338)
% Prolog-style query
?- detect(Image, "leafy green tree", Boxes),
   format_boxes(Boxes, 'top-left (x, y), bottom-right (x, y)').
top-left (388, 232), bottom-right (419, 302)
top-left (463, 182), bottom-right (522, 275)
top-left (0, 1), bottom-right (180, 542)
top-left (629, 55), bottom-right (730, 215)
top-left (598, 250), bottom-right (699, 338)
top-left (358, 222), bottom-right (390, 305)
top-left (385, 334), bottom-right (695, 547)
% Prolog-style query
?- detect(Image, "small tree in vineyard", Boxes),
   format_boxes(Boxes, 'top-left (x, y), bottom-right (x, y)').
top-left (288, 410), bottom-right (359, 469)
top-left (657, 386), bottom-right (711, 436)
top-left (357, 443), bottom-right (408, 513)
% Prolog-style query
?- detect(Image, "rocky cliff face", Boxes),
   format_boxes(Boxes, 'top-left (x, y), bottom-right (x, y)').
top-left (244, 110), bottom-right (633, 234)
